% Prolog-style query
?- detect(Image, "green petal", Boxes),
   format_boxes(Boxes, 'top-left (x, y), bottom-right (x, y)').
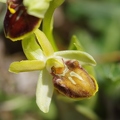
top-left (9, 60), bottom-right (45, 73)
top-left (22, 34), bottom-right (45, 60)
top-left (34, 29), bottom-right (54, 57)
top-left (23, 0), bottom-right (52, 18)
top-left (54, 50), bottom-right (96, 66)
top-left (36, 69), bottom-right (54, 113)
top-left (0, 0), bottom-right (6, 3)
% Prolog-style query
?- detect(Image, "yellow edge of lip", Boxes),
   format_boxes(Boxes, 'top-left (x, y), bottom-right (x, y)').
top-left (8, 2), bottom-right (16, 14)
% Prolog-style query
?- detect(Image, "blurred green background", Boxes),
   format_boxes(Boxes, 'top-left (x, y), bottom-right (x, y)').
top-left (0, 0), bottom-right (120, 120)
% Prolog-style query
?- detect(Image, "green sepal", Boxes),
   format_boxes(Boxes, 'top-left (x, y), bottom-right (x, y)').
top-left (9, 60), bottom-right (45, 73)
top-left (54, 50), bottom-right (96, 66)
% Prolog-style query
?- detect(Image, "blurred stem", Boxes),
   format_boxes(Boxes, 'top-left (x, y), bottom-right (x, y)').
top-left (95, 51), bottom-right (120, 63)
top-left (42, 0), bottom-right (64, 51)
top-left (76, 105), bottom-right (100, 120)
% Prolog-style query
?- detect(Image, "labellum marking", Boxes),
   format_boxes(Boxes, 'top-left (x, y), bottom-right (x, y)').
top-left (70, 71), bottom-right (84, 81)
top-left (9, 13), bottom-right (13, 18)
top-left (68, 77), bottom-right (76, 85)
top-left (16, 9), bottom-right (23, 21)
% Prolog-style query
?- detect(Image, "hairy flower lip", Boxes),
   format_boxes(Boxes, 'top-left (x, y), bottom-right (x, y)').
top-left (51, 60), bottom-right (98, 99)
top-left (4, 4), bottom-right (41, 41)
top-left (3, 0), bottom-right (42, 41)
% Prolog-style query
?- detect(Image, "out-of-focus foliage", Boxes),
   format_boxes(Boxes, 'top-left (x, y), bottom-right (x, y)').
top-left (65, 0), bottom-right (120, 120)
top-left (0, 3), bottom-right (5, 32)
top-left (0, 0), bottom-right (120, 120)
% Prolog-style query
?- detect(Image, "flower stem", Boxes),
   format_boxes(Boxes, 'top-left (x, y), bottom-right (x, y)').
top-left (42, 0), bottom-right (64, 51)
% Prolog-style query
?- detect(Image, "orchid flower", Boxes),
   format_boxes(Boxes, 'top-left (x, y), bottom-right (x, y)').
top-left (9, 29), bottom-right (98, 113)
top-left (1, 0), bottom-right (98, 114)
top-left (0, 0), bottom-right (52, 40)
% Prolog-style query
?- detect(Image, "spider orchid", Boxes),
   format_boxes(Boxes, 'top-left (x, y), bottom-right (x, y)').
top-left (0, 0), bottom-right (52, 40)
top-left (9, 29), bottom-right (98, 113)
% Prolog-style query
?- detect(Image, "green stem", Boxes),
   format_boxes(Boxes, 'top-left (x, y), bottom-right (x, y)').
top-left (42, 0), bottom-right (64, 51)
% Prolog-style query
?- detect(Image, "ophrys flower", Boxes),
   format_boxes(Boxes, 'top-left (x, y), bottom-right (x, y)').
top-left (9, 29), bottom-right (98, 113)
top-left (0, 0), bottom-right (52, 40)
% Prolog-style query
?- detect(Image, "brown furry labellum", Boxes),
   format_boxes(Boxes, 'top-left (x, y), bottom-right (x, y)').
top-left (51, 60), bottom-right (98, 99)
top-left (4, 0), bottom-right (41, 40)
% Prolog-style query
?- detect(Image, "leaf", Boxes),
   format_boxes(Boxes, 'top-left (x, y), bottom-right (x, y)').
top-left (36, 69), bottom-right (54, 113)
top-left (76, 105), bottom-right (100, 120)
top-left (68, 35), bottom-right (84, 51)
